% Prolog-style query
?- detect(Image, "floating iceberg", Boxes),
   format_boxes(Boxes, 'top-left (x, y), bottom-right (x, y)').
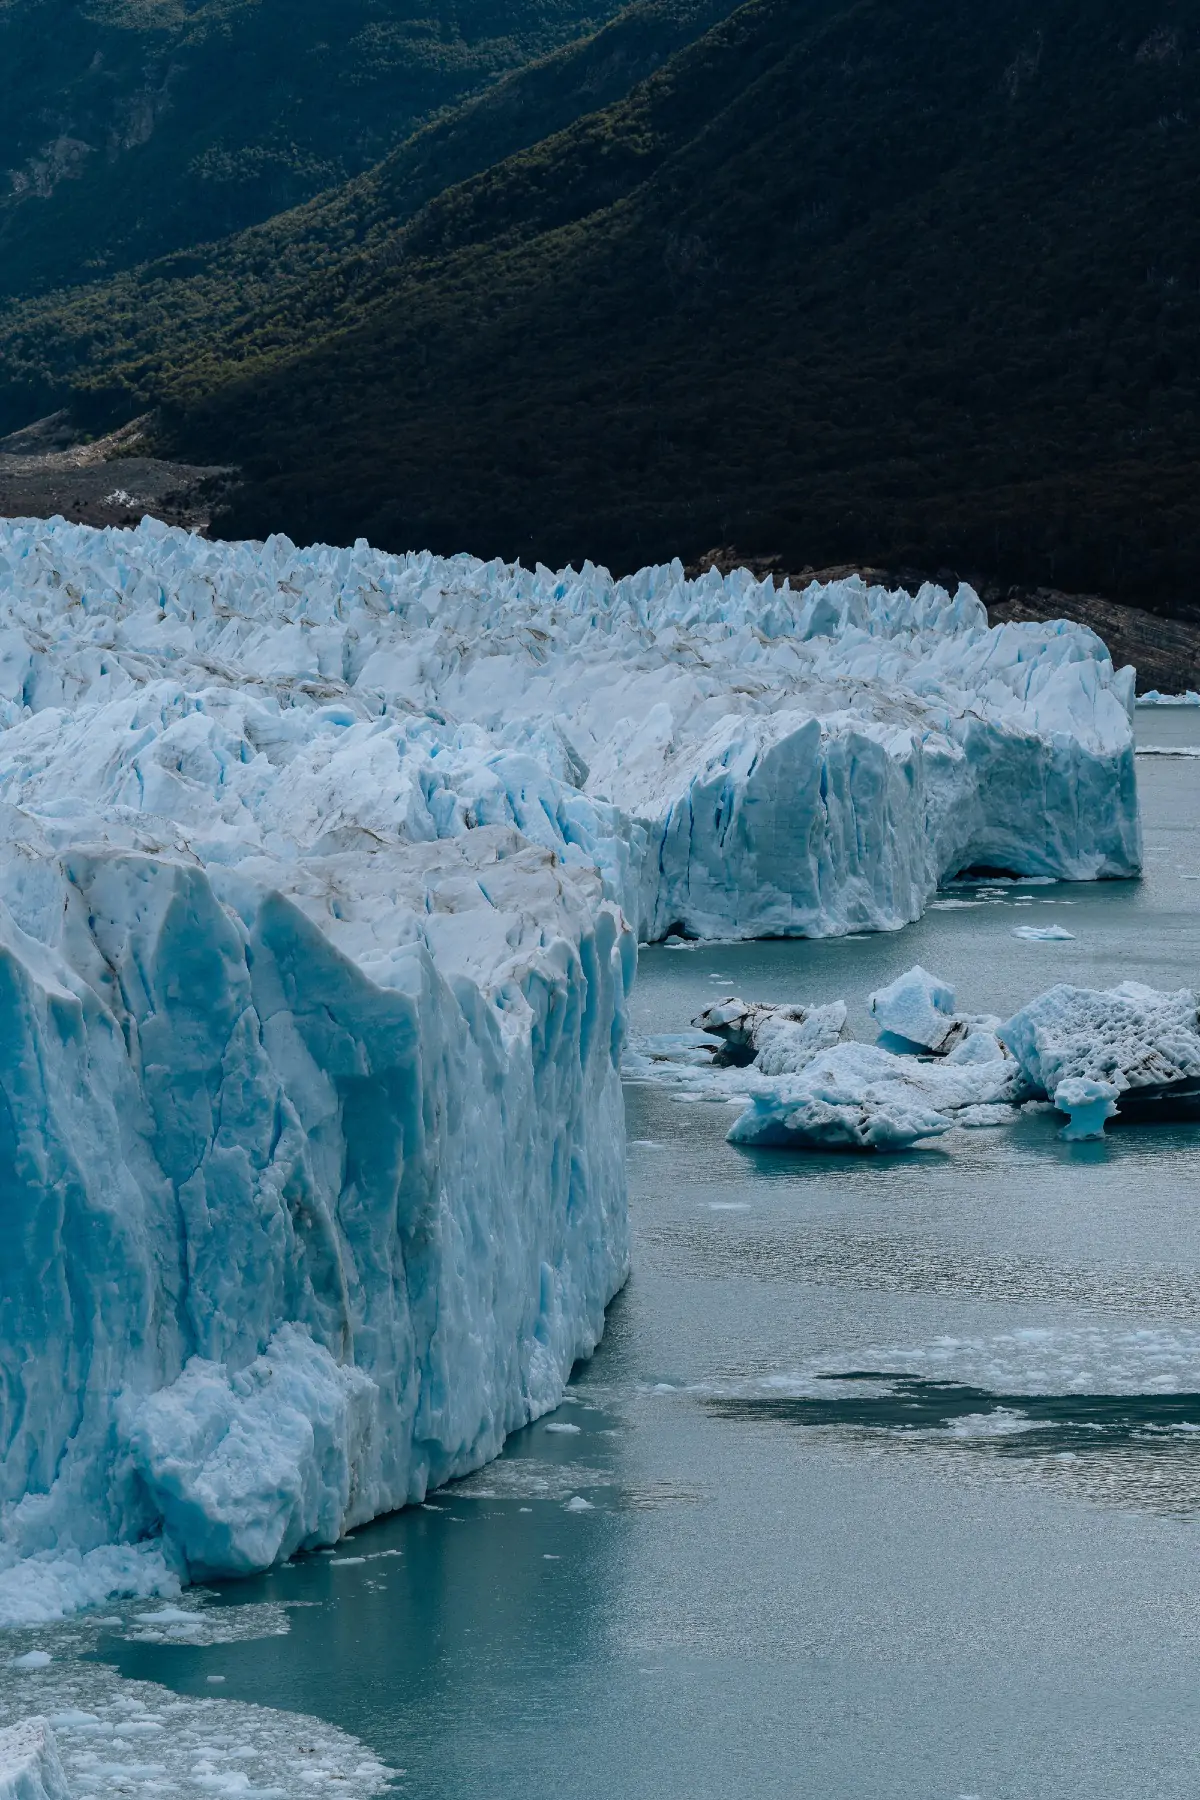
top-left (1053, 1077), bottom-right (1121, 1142)
top-left (1000, 981), bottom-right (1200, 1123)
top-left (0, 519), bottom-right (1144, 1597)
top-left (727, 1040), bottom-right (1020, 1151)
top-left (868, 964), bottom-right (957, 1050)
top-left (665, 966), bottom-right (1200, 1150)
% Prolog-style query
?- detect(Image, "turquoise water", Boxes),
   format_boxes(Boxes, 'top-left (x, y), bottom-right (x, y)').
top-left (98, 728), bottom-right (1200, 1799)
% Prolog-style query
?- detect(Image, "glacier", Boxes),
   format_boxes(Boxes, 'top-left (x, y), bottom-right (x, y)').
top-left (0, 517), bottom-right (1144, 1601)
top-left (0, 517), bottom-right (1140, 942)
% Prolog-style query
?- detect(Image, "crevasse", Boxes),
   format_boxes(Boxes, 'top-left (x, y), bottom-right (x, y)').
top-left (0, 519), bottom-right (1140, 1599)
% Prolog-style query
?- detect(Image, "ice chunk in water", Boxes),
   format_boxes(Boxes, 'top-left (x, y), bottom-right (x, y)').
top-left (869, 965), bottom-right (957, 1050)
top-left (727, 1040), bottom-right (1019, 1152)
top-left (0, 1717), bottom-right (71, 1800)
top-left (1054, 1077), bottom-right (1121, 1141)
top-left (1001, 982), bottom-right (1200, 1096)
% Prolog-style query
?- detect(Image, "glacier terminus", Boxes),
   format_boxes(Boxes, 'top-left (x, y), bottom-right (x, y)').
top-left (0, 518), bottom-right (1141, 1612)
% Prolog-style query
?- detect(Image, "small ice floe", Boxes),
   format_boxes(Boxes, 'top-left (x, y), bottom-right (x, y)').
top-left (1054, 1078), bottom-right (1121, 1141)
top-left (544, 1422), bottom-right (581, 1435)
top-left (1012, 924), bottom-right (1075, 940)
top-left (564, 1496), bottom-right (594, 1512)
top-left (122, 1602), bottom-right (289, 1645)
top-left (1137, 690), bottom-right (1200, 705)
top-left (10, 1649), bottom-right (52, 1669)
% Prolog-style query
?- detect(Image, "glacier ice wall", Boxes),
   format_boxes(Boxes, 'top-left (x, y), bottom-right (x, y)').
top-left (0, 518), bottom-right (1140, 942)
top-left (0, 517), bottom-right (1141, 1588)
top-left (0, 815), bottom-right (631, 1582)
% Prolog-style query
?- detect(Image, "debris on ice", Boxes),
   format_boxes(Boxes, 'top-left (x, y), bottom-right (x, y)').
top-left (691, 998), bottom-right (848, 1070)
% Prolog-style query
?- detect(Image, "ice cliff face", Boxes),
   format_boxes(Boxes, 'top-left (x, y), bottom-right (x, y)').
top-left (0, 519), bottom-right (1139, 941)
top-left (0, 518), bottom-right (1141, 1592)
top-left (0, 804), bottom-right (630, 1586)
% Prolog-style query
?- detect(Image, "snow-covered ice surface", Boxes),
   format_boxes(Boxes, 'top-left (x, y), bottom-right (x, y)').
top-left (0, 518), bottom-right (1140, 943)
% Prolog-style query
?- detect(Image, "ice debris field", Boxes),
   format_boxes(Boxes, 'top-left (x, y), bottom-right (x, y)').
top-left (0, 515), bottom-right (1148, 1652)
top-left (635, 964), bottom-right (1200, 1149)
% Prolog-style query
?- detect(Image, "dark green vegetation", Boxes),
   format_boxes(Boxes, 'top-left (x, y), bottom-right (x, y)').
top-left (0, 0), bottom-right (731, 426)
top-left (4, 0), bottom-right (1200, 605)
top-left (0, 0), bottom-right (622, 297)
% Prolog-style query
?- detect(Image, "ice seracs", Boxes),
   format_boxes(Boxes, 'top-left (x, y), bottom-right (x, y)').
top-left (0, 517), bottom-right (1147, 1602)
top-left (0, 817), bottom-right (632, 1592)
top-left (0, 517), bottom-right (1140, 943)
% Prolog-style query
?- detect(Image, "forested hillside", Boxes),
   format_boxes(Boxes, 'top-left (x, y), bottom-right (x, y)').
top-left (0, 0), bottom-right (733, 427)
top-left (5, 0), bottom-right (1200, 606)
top-left (0, 0), bottom-right (622, 297)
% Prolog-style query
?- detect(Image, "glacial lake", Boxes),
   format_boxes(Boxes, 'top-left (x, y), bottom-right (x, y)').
top-left (12, 711), bottom-right (1200, 1799)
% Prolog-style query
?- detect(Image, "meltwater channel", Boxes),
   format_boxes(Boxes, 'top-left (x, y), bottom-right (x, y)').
top-left (11, 710), bottom-right (1200, 1800)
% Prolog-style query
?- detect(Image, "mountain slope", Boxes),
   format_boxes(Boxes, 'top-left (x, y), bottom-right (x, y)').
top-left (0, 0), bottom-right (736, 430)
top-left (0, 0), bottom-right (623, 298)
top-left (8, 0), bottom-right (1200, 607)
top-left (176, 0), bottom-right (1200, 603)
